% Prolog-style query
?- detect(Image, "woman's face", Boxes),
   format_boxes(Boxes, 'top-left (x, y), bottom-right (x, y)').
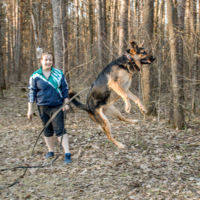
top-left (41, 54), bottom-right (53, 70)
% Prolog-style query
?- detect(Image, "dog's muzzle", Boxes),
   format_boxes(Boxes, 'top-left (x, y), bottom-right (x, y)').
top-left (141, 56), bottom-right (156, 64)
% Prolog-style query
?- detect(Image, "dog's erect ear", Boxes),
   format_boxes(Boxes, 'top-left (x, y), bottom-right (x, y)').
top-left (129, 41), bottom-right (138, 51)
top-left (138, 40), bottom-right (144, 47)
top-left (126, 49), bottom-right (130, 54)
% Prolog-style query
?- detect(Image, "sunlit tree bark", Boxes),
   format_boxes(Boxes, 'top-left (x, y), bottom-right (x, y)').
top-left (101, 0), bottom-right (107, 37)
top-left (141, 0), bottom-right (157, 116)
top-left (88, 0), bottom-right (93, 60)
top-left (167, 0), bottom-right (184, 129)
top-left (97, 0), bottom-right (102, 68)
top-left (118, 0), bottom-right (128, 56)
top-left (61, 0), bottom-right (69, 84)
top-left (52, 0), bottom-right (63, 70)
top-left (75, 0), bottom-right (79, 69)
top-left (109, 0), bottom-right (117, 62)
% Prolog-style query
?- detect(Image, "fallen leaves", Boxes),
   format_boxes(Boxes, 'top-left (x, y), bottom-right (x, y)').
top-left (0, 87), bottom-right (200, 199)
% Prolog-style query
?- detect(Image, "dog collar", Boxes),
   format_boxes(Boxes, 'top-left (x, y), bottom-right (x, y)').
top-left (125, 53), bottom-right (141, 72)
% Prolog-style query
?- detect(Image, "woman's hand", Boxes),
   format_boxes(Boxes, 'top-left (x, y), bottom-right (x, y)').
top-left (27, 102), bottom-right (33, 120)
top-left (63, 98), bottom-right (69, 111)
top-left (62, 105), bottom-right (70, 111)
top-left (27, 110), bottom-right (33, 120)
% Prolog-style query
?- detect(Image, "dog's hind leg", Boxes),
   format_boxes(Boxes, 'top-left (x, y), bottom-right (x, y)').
top-left (88, 112), bottom-right (104, 132)
top-left (94, 107), bottom-right (125, 148)
top-left (88, 112), bottom-right (98, 123)
top-left (103, 105), bottom-right (138, 124)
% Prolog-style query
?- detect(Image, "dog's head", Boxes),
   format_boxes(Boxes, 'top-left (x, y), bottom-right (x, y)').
top-left (126, 41), bottom-right (156, 69)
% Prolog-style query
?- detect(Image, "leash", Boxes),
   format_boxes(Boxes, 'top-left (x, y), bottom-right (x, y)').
top-left (0, 87), bottom-right (91, 190)
top-left (0, 155), bottom-right (60, 189)
top-left (31, 86), bottom-right (91, 155)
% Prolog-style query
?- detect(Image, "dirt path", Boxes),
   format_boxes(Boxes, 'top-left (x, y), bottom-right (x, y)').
top-left (0, 87), bottom-right (200, 199)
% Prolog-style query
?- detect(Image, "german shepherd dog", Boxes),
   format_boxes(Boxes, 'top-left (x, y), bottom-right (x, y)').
top-left (69, 41), bottom-right (156, 148)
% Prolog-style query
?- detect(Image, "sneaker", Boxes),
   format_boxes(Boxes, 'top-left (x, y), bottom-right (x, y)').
top-left (45, 151), bottom-right (54, 159)
top-left (64, 153), bottom-right (71, 164)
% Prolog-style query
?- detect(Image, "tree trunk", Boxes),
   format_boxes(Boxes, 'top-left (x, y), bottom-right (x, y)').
top-left (97, 0), bottom-right (102, 68)
top-left (101, 0), bottom-right (108, 65)
top-left (18, 0), bottom-right (22, 81)
top-left (28, 21), bottom-right (33, 77)
top-left (109, 0), bottom-right (117, 62)
top-left (14, 0), bottom-right (21, 82)
top-left (184, 0), bottom-right (190, 80)
top-left (136, 0), bottom-right (141, 40)
top-left (11, 0), bottom-right (15, 83)
top-left (177, 0), bottom-right (186, 114)
top-left (52, 0), bottom-right (63, 70)
top-left (6, 22), bottom-right (11, 88)
top-left (61, 0), bottom-right (70, 85)
top-left (0, 53), bottom-right (3, 98)
top-left (118, 0), bottom-right (128, 56)
top-left (80, 1), bottom-right (88, 73)
top-left (5, 3), bottom-right (11, 89)
top-left (154, 0), bottom-right (158, 39)
top-left (30, 0), bottom-right (38, 70)
top-left (157, 0), bottom-right (164, 125)
top-left (75, 0), bottom-right (79, 70)
top-left (190, 0), bottom-right (197, 114)
top-left (198, 0), bottom-right (200, 92)
top-left (0, 2), bottom-right (5, 97)
top-left (88, 0), bottom-right (93, 60)
top-left (167, 0), bottom-right (184, 129)
top-left (101, 0), bottom-right (107, 37)
top-left (39, 4), bottom-right (44, 47)
top-left (141, 0), bottom-right (157, 116)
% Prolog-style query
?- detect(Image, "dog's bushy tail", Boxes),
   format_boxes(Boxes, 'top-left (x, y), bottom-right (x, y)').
top-left (68, 89), bottom-right (89, 112)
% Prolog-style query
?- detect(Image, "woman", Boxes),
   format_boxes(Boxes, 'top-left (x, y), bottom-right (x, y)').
top-left (27, 52), bottom-right (71, 164)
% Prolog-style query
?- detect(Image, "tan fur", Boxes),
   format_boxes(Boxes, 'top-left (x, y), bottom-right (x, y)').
top-left (96, 107), bottom-right (125, 148)
top-left (70, 41), bottom-right (155, 149)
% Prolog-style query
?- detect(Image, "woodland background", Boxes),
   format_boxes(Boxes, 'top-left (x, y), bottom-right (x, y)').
top-left (0, 0), bottom-right (200, 128)
top-left (0, 0), bottom-right (200, 199)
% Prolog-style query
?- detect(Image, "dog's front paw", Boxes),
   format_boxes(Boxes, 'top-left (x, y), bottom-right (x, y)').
top-left (140, 106), bottom-right (147, 114)
top-left (117, 143), bottom-right (125, 148)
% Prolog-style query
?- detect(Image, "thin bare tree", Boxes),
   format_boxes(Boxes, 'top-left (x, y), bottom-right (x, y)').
top-left (177, 0), bottom-right (186, 117)
top-left (109, 0), bottom-right (117, 62)
top-left (75, 0), bottom-right (79, 69)
top-left (167, 0), bottom-right (184, 129)
top-left (0, 1), bottom-right (5, 97)
top-left (61, 0), bottom-right (69, 84)
top-left (190, 0), bottom-right (197, 114)
top-left (88, 0), bottom-right (93, 60)
top-left (141, 0), bottom-right (157, 116)
top-left (52, 0), bottom-right (63, 70)
top-left (97, 0), bottom-right (102, 68)
top-left (118, 0), bottom-right (128, 56)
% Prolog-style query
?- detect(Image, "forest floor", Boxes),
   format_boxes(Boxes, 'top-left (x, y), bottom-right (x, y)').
top-left (0, 86), bottom-right (200, 200)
